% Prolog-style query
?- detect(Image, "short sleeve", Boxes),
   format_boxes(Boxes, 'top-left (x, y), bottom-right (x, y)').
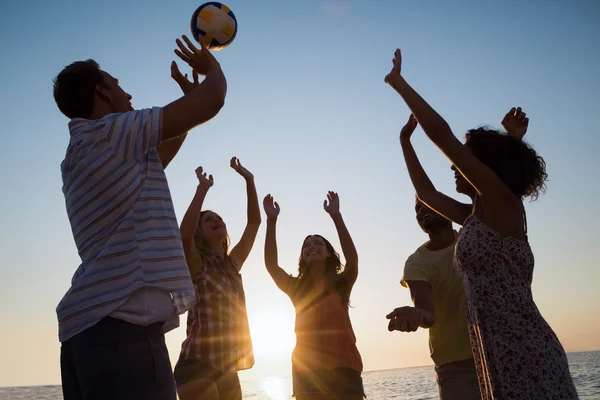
top-left (400, 253), bottom-right (430, 288)
top-left (105, 107), bottom-right (163, 161)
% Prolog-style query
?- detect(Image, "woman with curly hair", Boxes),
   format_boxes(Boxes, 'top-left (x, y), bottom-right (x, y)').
top-left (385, 49), bottom-right (578, 399)
top-left (262, 192), bottom-right (364, 400)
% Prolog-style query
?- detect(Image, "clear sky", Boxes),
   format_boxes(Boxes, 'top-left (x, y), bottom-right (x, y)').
top-left (1, 0), bottom-right (599, 388)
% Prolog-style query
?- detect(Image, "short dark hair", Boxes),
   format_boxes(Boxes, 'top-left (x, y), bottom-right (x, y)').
top-left (465, 128), bottom-right (548, 200)
top-left (53, 59), bottom-right (104, 119)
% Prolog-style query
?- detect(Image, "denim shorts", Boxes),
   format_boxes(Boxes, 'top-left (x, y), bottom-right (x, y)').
top-left (174, 359), bottom-right (241, 394)
top-left (292, 368), bottom-right (365, 399)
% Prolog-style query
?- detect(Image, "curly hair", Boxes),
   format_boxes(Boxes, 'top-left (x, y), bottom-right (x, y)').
top-left (295, 234), bottom-right (350, 307)
top-left (53, 59), bottom-right (104, 119)
top-left (465, 128), bottom-right (548, 200)
top-left (193, 210), bottom-right (231, 259)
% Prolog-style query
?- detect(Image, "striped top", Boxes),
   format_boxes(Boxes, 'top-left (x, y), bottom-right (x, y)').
top-left (56, 107), bottom-right (196, 342)
top-left (178, 251), bottom-right (254, 373)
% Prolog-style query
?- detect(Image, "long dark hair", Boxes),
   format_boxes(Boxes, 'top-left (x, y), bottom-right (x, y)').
top-left (295, 234), bottom-right (351, 307)
top-left (193, 210), bottom-right (231, 259)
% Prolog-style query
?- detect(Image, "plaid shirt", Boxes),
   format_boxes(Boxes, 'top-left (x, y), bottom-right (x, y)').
top-left (178, 250), bottom-right (254, 373)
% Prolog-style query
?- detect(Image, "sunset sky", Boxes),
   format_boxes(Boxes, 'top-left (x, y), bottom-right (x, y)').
top-left (1, 0), bottom-right (599, 387)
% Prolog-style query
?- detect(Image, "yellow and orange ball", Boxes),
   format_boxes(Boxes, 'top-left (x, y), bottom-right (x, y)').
top-left (190, 2), bottom-right (238, 50)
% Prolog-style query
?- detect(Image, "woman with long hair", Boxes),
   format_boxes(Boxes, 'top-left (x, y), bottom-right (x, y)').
top-left (174, 157), bottom-right (260, 400)
top-left (384, 48), bottom-right (578, 399)
top-left (262, 191), bottom-right (365, 400)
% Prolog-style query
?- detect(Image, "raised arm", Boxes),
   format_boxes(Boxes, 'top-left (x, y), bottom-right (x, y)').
top-left (502, 106), bottom-right (529, 140)
top-left (156, 63), bottom-right (197, 168)
top-left (229, 158), bottom-right (261, 271)
top-left (385, 49), bottom-right (520, 219)
top-left (179, 166), bottom-right (213, 277)
top-left (324, 191), bottom-right (359, 286)
top-left (263, 195), bottom-right (294, 294)
top-left (162, 35), bottom-right (227, 142)
top-left (399, 114), bottom-right (471, 225)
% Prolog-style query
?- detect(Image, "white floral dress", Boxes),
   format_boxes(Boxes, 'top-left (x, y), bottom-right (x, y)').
top-left (454, 214), bottom-right (578, 399)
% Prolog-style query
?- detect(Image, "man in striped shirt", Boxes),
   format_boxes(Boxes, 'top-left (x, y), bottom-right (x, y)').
top-left (53, 36), bottom-right (224, 400)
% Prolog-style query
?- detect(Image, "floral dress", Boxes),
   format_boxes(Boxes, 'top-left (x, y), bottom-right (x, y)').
top-left (454, 214), bottom-right (578, 399)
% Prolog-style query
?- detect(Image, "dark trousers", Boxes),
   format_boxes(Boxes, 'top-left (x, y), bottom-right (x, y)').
top-left (435, 358), bottom-right (482, 400)
top-left (60, 317), bottom-right (177, 400)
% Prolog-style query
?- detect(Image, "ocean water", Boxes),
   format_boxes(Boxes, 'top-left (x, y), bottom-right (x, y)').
top-left (1, 351), bottom-right (598, 400)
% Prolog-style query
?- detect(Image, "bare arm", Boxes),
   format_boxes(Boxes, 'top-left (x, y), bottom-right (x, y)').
top-left (406, 281), bottom-right (436, 328)
top-left (162, 35), bottom-right (227, 142)
top-left (386, 280), bottom-right (435, 332)
top-left (324, 192), bottom-right (359, 286)
top-left (229, 158), bottom-right (261, 271)
top-left (502, 106), bottom-right (529, 140)
top-left (399, 115), bottom-right (471, 225)
top-left (157, 63), bottom-right (202, 168)
top-left (180, 167), bottom-right (213, 277)
top-left (385, 49), bottom-right (521, 226)
top-left (263, 195), bottom-right (294, 294)
top-left (157, 134), bottom-right (187, 169)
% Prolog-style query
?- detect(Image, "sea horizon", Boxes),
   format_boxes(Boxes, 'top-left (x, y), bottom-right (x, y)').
top-left (1, 351), bottom-right (598, 400)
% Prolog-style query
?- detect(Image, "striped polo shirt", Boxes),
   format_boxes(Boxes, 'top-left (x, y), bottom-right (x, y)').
top-left (57, 107), bottom-right (196, 342)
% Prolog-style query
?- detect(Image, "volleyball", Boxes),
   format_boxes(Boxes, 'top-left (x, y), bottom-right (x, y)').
top-left (190, 2), bottom-right (238, 51)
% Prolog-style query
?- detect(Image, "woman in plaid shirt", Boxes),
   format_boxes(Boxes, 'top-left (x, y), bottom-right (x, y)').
top-left (263, 191), bottom-right (365, 400)
top-left (175, 157), bottom-right (260, 400)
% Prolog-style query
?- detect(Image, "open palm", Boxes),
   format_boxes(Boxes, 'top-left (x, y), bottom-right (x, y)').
top-left (323, 191), bottom-right (340, 216)
top-left (263, 194), bottom-right (280, 219)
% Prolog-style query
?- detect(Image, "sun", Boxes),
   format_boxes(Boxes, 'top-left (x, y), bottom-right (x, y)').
top-left (248, 309), bottom-right (296, 361)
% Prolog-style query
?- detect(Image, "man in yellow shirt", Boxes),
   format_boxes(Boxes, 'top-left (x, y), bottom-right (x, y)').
top-left (387, 199), bottom-right (480, 400)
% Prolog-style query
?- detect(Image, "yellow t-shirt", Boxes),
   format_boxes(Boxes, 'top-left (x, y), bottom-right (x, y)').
top-left (401, 233), bottom-right (473, 366)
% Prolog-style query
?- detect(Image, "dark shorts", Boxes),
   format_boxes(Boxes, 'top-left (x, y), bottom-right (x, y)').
top-left (292, 368), bottom-right (365, 399)
top-left (60, 317), bottom-right (176, 400)
top-left (174, 359), bottom-right (242, 395)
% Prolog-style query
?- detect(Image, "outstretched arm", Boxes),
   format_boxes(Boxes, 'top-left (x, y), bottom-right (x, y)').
top-left (399, 114), bottom-right (471, 225)
top-left (502, 106), bottom-right (529, 140)
top-left (157, 63), bottom-right (198, 168)
top-left (162, 35), bottom-right (227, 142)
top-left (386, 291), bottom-right (435, 332)
top-left (324, 191), bottom-right (359, 286)
top-left (386, 281), bottom-right (436, 332)
top-left (180, 166), bottom-right (213, 277)
top-left (387, 258), bottom-right (436, 333)
top-left (229, 158), bottom-right (261, 271)
top-left (263, 195), bottom-right (294, 294)
top-left (385, 49), bottom-right (520, 220)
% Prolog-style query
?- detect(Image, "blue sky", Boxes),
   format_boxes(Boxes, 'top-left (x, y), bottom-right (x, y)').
top-left (1, 0), bottom-right (599, 387)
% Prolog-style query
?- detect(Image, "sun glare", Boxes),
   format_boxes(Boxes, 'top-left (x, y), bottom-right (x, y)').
top-left (248, 310), bottom-right (296, 360)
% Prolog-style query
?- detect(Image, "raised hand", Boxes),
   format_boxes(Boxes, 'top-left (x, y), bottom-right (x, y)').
top-left (171, 61), bottom-right (199, 94)
top-left (195, 166), bottom-right (214, 191)
top-left (323, 191), bottom-right (341, 217)
top-left (174, 34), bottom-right (219, 76)
top-left (400, 114), bottom-right (418, 143)
top-left (386, 306), bottom-right (423, 333)
top-left (230, 157), bottom-right (254, 181)
top-left (263, 194), bottom-right (280, 220)
top-left (502, 106), bottom-right (529, 140)
top-left (384, 48), bottom-right (403, 85)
